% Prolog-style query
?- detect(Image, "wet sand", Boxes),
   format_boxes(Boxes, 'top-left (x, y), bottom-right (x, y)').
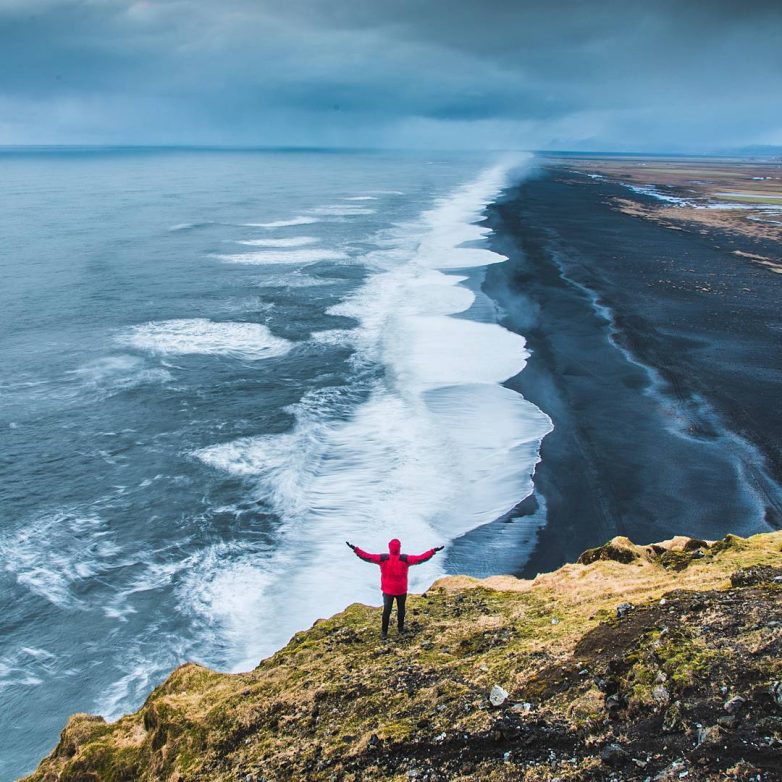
top-left (452, 161), bottom-right (782, 579)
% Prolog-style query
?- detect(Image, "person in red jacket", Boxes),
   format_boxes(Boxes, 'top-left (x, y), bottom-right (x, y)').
top-left (346, 538), bottom-right (443, 639)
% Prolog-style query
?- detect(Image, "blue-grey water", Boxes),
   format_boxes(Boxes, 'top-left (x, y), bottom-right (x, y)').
top-left (0, 149), bottom-right (550, 779)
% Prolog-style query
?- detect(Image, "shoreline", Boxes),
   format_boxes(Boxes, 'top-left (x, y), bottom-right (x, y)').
top-left (475, 162), bottom-right (781, 577)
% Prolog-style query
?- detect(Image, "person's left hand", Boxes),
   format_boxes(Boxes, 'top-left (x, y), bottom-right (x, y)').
top-left (346, 541), bottom-right (356, 551)
top-left (434, 545), bottom-right (444, 552)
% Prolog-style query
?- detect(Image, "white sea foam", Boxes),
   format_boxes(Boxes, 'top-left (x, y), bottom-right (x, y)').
top-left (0, 647), bottom-right (58, 690)
top-left (120, 318), bottom-right (291, 360)
top-left (215, 249), bottom-right (347, 265)
top-left (310, 328), bottom-right (354, 345)
top-left (244, 216), bottom-right (321, 228)
top-left (98, 662), bottom-right (157, 720)
top-left (7, 355), bottom-right (171, 410)
top-left (626, 184), bottom-right (690, 206)
top-left (96, 633), bottom-right (191, 721)
top-left (309, 205), bottom-right (376, 216)
top-left (70, 355), bottom-right (172, 391)
top-left (176, 543), bottom-right (282, 667)
top-left (191, 157), bottom-right (553, 670)
top-left (248, 271), bottom-right (336, 288)
top-left (168, 221), bottom-right (215, 232)
top-left (0, 512), bottom-right (121, 610)
top-left (233, 236), bottom-right (318, 247)
top-left (391, 315), bottom-right (527, 389)
top-left (342, 196), bottom-right (378, 201)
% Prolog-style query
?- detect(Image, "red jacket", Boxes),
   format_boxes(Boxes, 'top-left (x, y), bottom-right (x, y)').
top-left (353, 538), bottom-right (437, 596)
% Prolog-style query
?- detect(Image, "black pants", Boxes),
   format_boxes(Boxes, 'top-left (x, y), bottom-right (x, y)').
top-left (382, 592), bottom-right (407, 634)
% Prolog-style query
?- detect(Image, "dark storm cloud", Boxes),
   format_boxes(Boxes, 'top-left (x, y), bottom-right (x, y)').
top-left (0, 0), bottom-right (780, 149)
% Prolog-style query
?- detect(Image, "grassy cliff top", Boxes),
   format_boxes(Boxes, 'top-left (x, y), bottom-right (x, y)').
top-left (24, 531), bottom-right (782, 782)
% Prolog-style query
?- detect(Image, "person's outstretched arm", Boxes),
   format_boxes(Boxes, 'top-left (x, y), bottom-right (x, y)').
top-left (406, 545), bottom-right (444, 565)
top-left (346, 541), bottom-right (382, 563)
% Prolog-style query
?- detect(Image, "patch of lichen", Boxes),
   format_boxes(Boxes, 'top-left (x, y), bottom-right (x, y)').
top-left (625, 628), bottom-right (718, 708)
top-left (21, 530), bottom-right (782, 782)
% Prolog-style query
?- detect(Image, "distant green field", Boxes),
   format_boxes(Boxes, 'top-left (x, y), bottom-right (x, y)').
top-left (716, 192), bottom-right (782, 204)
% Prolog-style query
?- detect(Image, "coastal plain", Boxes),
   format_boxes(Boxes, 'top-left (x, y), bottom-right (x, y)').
top-left (553, 156), bottom-right (782, 250)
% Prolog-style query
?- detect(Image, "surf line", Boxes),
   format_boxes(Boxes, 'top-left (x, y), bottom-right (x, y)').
top-left (192, 158), bottom-right (553, 671)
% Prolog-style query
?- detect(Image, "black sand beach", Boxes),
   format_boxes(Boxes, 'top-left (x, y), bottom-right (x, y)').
top-left (455, 163), bottom-right (782, 578)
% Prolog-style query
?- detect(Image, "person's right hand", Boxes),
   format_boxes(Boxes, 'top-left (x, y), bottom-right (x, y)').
top-left (346, 541), bottom-right (356, 550)
top-left (434, 545), bottom-right (444, 552)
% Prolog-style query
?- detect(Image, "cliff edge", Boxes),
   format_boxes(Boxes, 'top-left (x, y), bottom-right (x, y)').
top-left (23, 532), bottom-right (782, 782)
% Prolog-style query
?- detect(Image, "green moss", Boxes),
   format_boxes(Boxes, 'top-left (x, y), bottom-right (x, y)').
top-left (577, 540), bottom-right (640, 565)
top-left (658, 548), bottom-right (702, 571)
top-left (61, 742), bottom-right (143, 782)
top-left (709, 533), bottom-right (749, 557)
top-left (626, 627), bottom-right (718, 708)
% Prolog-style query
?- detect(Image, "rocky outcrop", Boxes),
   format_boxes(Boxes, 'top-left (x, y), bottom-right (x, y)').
top-left (23, 531), bottom-right (782, 782)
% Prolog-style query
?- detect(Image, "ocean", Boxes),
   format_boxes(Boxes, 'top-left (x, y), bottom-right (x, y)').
top-left (0, 149), bottom-right (551, 780)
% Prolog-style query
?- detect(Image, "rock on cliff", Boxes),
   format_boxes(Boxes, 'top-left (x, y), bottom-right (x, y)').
top-left (23, 532), bottom-right (782, 782)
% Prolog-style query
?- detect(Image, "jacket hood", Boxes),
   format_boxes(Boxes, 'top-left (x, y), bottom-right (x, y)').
top-left (388, 538), bottom-right (401, 555)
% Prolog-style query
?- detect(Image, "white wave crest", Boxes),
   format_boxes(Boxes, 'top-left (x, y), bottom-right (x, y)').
top-left (243, 216), bottom-right (321, 228)
top-left (215, 249), bottom-right (347, 265)
top-left (119, 319), bottom-right (291, 360)
top-left (233, 236), bottom-right (318, 247)
top-left (168, 221), bottom-right (215, 232)
top-left (309, 205), bottom-right (376, 216)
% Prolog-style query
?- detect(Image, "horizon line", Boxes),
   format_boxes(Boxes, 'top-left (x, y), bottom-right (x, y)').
top-left (0, 143), bottom-right (779, 159)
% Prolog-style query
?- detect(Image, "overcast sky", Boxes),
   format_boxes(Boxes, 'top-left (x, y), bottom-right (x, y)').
top-left (0, 0), bottom-right (780, 150)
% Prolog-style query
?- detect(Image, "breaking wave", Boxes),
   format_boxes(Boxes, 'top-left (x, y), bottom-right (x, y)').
top-left (243, 216), bottom-right (321, 228)
top-left (214, 249), bottom-right (347, 265)
top-left (232, 237), bottom-right (318, 247)
top-left (119, 318), bottom-right (292, 360)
